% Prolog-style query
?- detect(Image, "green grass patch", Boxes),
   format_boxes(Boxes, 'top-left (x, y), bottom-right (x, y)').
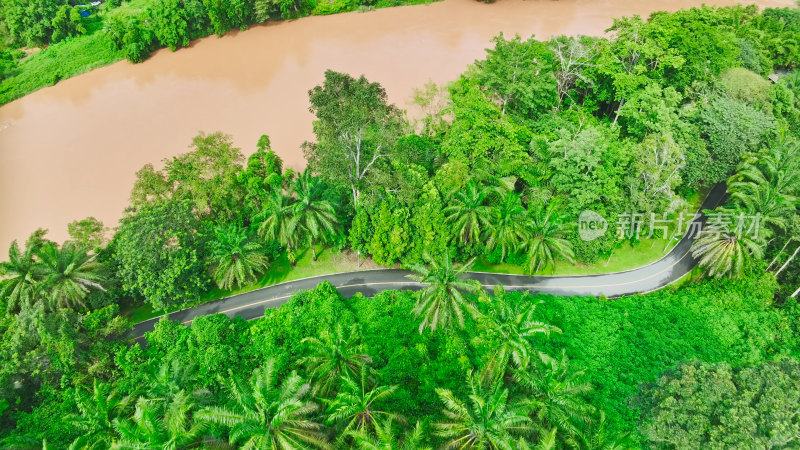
top-left (0, 28), bottom-right (122, 105)
top-left (472, 236), bottom-right (682, 276)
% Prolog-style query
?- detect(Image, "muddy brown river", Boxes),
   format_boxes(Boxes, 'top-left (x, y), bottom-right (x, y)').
top-left (0, 0), bottom-right (793, 247)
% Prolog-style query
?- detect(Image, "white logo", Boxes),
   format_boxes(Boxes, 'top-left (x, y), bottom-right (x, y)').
top-left (578, 210), bottom-right (607, 241)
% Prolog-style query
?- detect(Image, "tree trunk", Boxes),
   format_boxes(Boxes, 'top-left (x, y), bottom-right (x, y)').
top-left (775, 244), bottom-right (800, 277)
top-left (312, 242), bottom-right (318, 261)
top-left (767, 238), bottom-right (794, 271)
top-left (612, 98), bottom-right (625, 127)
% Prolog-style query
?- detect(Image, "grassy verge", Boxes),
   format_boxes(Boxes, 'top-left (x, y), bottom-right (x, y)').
top-left (125, 247), bottom-right (382, 323)
top-left (472, 236), bottom-right (683, 276)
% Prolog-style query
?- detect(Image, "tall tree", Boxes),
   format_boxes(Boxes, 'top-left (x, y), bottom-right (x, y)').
top-left (37, 241), bottom-right (106, 311)
top-left (444, 180), bottom-right (492, 247)
top-left (406, 252), bottom-right (484, 332)
top-left (3, 0), bottom-right (66, 45)
top-left (68, 381), bottom-right (129, 450)
top-left (550, 35), bottom-right (596, 111)
top-left (474, 33), bottom-right (557, 118)
top-left (165, 132), bottom-right (246, 221)
top-left (627, 133), bottom-right (685, 215)
top-left (691, 212), bottom-right (766, 278)
top-left (435, 371), bottom-right (533, 448)
top-left (474, 288), bottom-right (561, 384)
top-left (298, 324), bottom-right (372, 397)
top-left (303, 70), bottom-right (404, 206)
top-left (325, 366), bottom-right (401, 435)
top-left (50, 4), bottom-right (85, 43)
top-left (698, 96), bottom-right (776, 183)
top-left (241, 135), bottom-right (285, 217)
top-left (196, 360), bottom-right (330, 449)
top-left (287, 170), bottom-right (339, 260)
top-left (114, 199), bottom-right (208, 311)
top-left (0, 230), bottom-right (47, 313)
top-left (523, 203), bottom-right (575, 275)
top-left (67, 217), bottom-right (107, 252)
top-left (209, 223), bottom-right (270, 290)
top-left (486, 191), bottom-right (527, 263)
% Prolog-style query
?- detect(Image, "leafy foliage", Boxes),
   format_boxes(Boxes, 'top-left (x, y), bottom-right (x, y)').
top-left (638, 359), bottom-right (800, 448)
top-left (113, 199), bottom-right (208, 311)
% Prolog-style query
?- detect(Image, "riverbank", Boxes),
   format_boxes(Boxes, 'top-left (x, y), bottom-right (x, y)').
top-left (0, 0), bottom-right (793, 250)
top-left (0, 0), bottom-right (436, 107)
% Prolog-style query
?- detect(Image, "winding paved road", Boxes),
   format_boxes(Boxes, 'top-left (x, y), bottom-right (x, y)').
top-left (132, 184), bottom-right (727, 340)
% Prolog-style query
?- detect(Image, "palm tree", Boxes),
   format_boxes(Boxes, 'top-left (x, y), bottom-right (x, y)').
top-left (112, 394), bottom-right (205, 449)
top-left (406, 252), bottom-right (484, 333)
top-left (512, 429), bottom-right (557, 450)
top-left (691, 214), bottom-right (766, 278)
top-left (288, 170), bottom-right (339, 261)
top-left (435, 371), bottom-right (533, 448)
top-left (523, 203), bottom-right (575, 274)
top-left (37, 241), bottom-right (106, 310)
top-left (68, 381), bottom-right (130, 450)
top-left (728, 141), bottom-right (800, 236)
top-left (146, 359), bottom-right (209, 410)
top-left (474, 288), bottom-right (561, 385)
top-left (444, 180), bottom-right (492, 247)
top-left (0, 230), bottom-right (47, 313)
top-left (486, 191), bottom-right (527, 263)
top-left (730, 140), bottom-right (800, 200)
top-left (210, 223), bottom-right (270, 290)
top-left (298, 324), bottom-right (372, 397)
top-left (256, 189), bottom-right (295, 248)
top-left (346, 419), bottom-right (430, 450)
top-left (326, 366), bottom-right (402, 435)
top-left (566, 411), bottom-right (630, 450)
top-left (514, 352), bottom-right (595, 442)
top-left (196, 359), bottom-right (330, 449)
top-left (728, 183), bottom-right (797, 235)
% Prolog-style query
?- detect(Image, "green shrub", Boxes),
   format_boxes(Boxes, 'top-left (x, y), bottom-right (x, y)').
top-left (719, 67), bottom-right (772, 108)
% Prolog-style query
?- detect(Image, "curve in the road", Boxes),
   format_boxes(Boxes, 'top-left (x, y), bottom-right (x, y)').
top-left (131, 183), bottom-right (727, 340)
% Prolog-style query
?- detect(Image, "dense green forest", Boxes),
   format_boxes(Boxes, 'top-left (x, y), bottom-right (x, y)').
top-left (2, 3), bottom-right (800, 448)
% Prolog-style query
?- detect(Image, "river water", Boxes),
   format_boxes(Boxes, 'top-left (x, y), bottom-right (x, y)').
top-left (0, 0), bottom-right (792, 247)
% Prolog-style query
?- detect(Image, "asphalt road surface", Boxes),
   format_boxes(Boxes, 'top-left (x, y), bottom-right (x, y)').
top-left (132, 183), bottom-right (727, 340)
